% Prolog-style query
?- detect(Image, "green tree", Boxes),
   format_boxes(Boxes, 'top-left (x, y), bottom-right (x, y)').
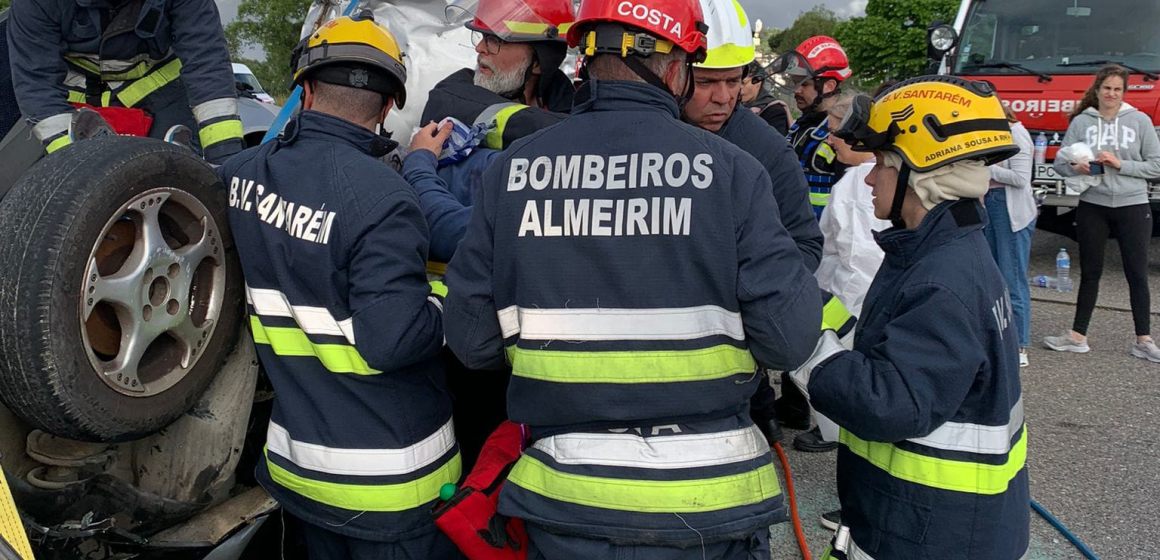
top-left (834, 0), bottom-right (959, 91)
top-left (0, 0), bottom-right (10, 11)
top-left (225, 0), bottom-right (313, 101)
top-left (766, 6), bottom-right (841, 55)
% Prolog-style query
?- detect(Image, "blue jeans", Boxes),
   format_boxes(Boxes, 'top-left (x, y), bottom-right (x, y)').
top-left (983, 189), bottom-right (1036, 348)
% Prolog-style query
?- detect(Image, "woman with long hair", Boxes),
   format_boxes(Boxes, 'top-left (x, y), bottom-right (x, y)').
top-left (1046, 65), bottom-right (1160, 362)
top-left (985, 102), bottom-right (1037, 366)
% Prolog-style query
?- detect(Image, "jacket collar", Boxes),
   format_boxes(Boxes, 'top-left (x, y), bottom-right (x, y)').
top-left (875, 200), bottom-right (986, 267)
top-left (283, 111), bottom-right (397, 158)
top-left (572, 80), bottom-right (681, 119)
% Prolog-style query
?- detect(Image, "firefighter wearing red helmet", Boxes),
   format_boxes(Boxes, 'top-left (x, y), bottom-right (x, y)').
top-left (444, 0), bottom-right (824, 559)
top-left (765, 35), bottom-right (854, 453)
top-left (421, 0), bottom-right (577, 151)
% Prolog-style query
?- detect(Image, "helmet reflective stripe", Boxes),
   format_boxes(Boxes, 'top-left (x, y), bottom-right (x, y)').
top-left (695, 0), bottom-right (754, 69)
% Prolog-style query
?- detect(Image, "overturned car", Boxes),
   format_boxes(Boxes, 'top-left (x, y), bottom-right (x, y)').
top-left (0, 1), bottom-right (476, 558)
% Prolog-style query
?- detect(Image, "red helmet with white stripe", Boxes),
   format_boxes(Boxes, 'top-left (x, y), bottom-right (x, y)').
top-left (793, 36), bottom-right (852, 82)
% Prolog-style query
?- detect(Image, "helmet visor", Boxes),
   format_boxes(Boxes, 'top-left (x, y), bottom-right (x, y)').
top-left (834, 94), bottom-right (895, 152)
top-left (447, 0), bottom-right (568, 42)
top-left (762, 51), bottom-right (813, 95)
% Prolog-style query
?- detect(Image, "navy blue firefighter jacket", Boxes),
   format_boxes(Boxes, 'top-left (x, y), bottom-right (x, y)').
top-left (808, 200), bottom-right (1030, 560)
top-left (218, 111), bottom-right (458, 541)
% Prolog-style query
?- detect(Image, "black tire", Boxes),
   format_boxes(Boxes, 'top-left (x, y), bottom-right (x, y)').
top-left (0, 136), bottom-right (242, 443)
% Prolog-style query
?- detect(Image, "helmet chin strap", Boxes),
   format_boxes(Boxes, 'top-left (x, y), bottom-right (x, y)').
top-left (620, 55), bottom-right (696, 110)
top-left (889, 165), bottom-right (912, 229)
top-left (804, 77), bottom-right (838, 113)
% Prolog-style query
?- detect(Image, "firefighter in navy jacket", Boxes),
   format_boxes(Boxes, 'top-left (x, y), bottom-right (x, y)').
top-left (219, 14), bottom-right (459, 558)
top-left (443, 0), bottom-right (822, 557)
top-left (7, 0), bottom-right (243, 162)
top-left (791, 77), bottom-right (1030, 560)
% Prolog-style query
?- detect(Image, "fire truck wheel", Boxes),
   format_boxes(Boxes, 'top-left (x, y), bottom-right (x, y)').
top-left (0, 136), bottom-right (243, 443)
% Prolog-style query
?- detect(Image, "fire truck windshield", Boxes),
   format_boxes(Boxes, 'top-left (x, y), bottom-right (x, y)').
top-left (955, 0), bottom-right (1160, 75)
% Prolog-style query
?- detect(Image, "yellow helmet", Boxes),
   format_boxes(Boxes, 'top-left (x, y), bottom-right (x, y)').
top-left (834, 76), bottom-right (1017, 172)
top-left (694, 0), bottom-right (755, 70)
top-left (293, 11), bottom-right (408, 108)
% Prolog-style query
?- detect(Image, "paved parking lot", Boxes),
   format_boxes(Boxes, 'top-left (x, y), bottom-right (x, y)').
top-left (769, 231), bottom-right (1159, 560)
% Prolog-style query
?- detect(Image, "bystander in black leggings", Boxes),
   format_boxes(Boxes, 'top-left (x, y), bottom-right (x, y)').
top-left (1073, 201), bottom-right (1153, 336)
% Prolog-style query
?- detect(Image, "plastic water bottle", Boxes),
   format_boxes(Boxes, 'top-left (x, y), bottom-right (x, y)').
top-left (1055, 248), bottom-right (1072, 293)
top-left (1034, 132), bottom-right (1048, 165)
top-left (1028, 275), bottom-right (1058, 289)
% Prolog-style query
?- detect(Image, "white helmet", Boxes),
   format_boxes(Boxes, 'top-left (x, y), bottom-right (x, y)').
top-left (694, 0), bottom-right (755, 69)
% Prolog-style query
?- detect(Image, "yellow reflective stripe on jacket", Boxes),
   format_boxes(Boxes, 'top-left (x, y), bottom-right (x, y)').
top-left (265, 449), bottom-right (462, 512)
top-left (506, 345), bottom-right (756, 384)
top-left (839, 427), bottom-right (1027, 495)
top-left (0, 468), bottom-right (34, 560)
top-left (250, 316), bottom-right (380, 375)
top-left (484, 104), bottom-right (526, 150)
top-left (429, 281), bottom-right (448, 298)
top-left (68, 90), bottom-right (114, 106)
top-left (199, 119), bottom-right (243, 147)
top-left (508, 454), bottom-right (781, 513)
top-left (817, 142), bottom-right (837, 164)
top-left (821, 296), bottom-right (853, 332)
top-left (810, 192), bottom-right (832, 206)
top-left (116, 59), bottom-right (183, 108)
top-left (45, 135), bottom-right (71, 154)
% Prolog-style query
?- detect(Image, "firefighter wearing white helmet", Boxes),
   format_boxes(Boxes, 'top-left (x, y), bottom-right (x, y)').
top-left (788, 76), bottom-right (1030, 560)
top-left (681, 0), bottom-right (846, 450)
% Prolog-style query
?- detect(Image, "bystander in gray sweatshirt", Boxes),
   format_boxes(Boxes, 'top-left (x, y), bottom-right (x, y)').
top-left (1054, 103), bottom-right (1160, 207)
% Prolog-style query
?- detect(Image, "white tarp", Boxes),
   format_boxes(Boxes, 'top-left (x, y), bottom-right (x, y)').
top-left (298, 1), bottom-right (479, 146)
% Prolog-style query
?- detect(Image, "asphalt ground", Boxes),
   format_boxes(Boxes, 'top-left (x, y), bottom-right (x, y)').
top-left (768, 231), bottom-right (1160, 560)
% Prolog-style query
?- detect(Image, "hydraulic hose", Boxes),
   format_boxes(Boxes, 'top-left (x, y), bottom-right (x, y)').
top-left (773, 442), bottom-right (812, 560)
top-left (1031, 499), bottom-right (1100, 560)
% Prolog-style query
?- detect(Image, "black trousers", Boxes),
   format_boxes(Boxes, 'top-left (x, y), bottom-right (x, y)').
top-left (444, 349), bottom-right (511, 473)
top-left (1073, 201), bottom-right (1153, 336)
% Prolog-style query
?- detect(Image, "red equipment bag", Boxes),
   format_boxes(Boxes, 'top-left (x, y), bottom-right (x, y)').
top-left (433, 421), bottom-right (528, 560)
top-left (69, 103), bottom-right (153, 137)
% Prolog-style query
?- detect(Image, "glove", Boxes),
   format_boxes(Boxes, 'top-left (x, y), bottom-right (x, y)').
top-left (790, 292), bottom-right (857, 399)
top-left (789, 329), bottom-right (847, 400)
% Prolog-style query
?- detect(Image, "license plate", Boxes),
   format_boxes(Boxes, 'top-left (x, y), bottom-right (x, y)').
top-left (1034, 164), bottom-right (1060, 181)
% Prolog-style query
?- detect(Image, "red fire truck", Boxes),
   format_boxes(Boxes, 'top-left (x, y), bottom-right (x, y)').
top-left (930, 0), bottom-right (1160, 236)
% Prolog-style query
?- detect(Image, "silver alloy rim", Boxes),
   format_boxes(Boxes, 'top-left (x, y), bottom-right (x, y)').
top-left (81, 188), bottom-right (225, 397)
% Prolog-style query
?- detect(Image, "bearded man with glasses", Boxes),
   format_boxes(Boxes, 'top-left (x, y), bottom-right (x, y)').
top-left (421, 0), bottom-right (577, 151)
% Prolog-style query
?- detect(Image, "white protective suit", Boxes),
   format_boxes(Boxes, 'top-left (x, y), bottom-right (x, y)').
top-left (814, 161), bottom-right (891, 318)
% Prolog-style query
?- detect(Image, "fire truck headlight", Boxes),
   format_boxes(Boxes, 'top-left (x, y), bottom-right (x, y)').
top-left (929, 24), bottom-right (958, 53)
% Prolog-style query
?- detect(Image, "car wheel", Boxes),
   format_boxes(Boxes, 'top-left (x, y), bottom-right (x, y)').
top-left (0, 136), bottom-right (242, 442)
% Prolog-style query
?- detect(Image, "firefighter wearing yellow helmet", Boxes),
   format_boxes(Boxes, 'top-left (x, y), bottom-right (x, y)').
top-left (789, 75), bottom-right (1030, 560)
top-left (219, 10), bottom-right (462, 560)
top-left (293, 11), bottom-right (409, 109)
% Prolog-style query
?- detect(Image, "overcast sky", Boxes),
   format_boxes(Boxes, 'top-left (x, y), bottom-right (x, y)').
top-left (215, 0), bottom-right (868, 31)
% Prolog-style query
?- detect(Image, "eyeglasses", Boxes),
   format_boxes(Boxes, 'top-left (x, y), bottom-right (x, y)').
top-left (471, 30), bottom-right (504, 55)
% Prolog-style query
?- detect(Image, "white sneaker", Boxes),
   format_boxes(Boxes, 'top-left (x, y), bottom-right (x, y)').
top-left (1131, 340), bottom-right (1160, 363)
top-left (1019, 351), bottom-right (1029, 368)
top-left (1044, 332), bottom-right (1090, 353)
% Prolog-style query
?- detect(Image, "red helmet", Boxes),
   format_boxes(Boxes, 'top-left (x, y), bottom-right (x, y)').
top-left (566, 0), bottom-right (708, 60)
top-left (793, 36), bottom-right (852, 81)
top-left (455, 0), bottom-right (575, 42)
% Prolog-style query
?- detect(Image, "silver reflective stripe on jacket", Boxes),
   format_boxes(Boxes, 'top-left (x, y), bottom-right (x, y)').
top-left (246, 285), bottom-right (356, 344)
top-left (266, 418), bottom-right (455, 476)
top-left (532, 425), bottom-right (768, 469)
top-left (906, 397), bottom-right (1024, 455)
top-left (495, 305), bottom-right (746, 341)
